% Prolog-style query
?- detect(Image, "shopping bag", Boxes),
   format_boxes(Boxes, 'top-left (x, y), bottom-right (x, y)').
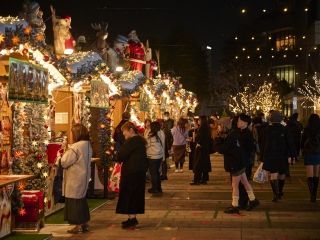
top-left (253, 163), bottom-right (268, 183)
top-left (108, 163), bottom-right (122, 193)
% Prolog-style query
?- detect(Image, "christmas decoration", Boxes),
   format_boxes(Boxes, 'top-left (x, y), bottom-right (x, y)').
top-left (11, 184), bottom-right (24, 215)
top-left (298, 74), bottom-right (320, 109)
top-left (229, 82), bottom-right (281, 115)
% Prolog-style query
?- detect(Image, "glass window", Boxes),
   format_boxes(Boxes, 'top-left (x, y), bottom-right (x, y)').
top-left (275, 35), bottom-right (295, 51)
top-left (271, 65), bottom-right (296, 86)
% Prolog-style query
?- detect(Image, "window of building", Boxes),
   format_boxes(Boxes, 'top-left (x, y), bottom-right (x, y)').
top-left (271, 65), bottom-right (296, 86)
top-left (275, 35), bottom-right (295, 51)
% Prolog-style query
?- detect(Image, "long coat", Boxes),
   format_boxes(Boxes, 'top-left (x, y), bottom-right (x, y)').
top-left (193, 127), bottom-right (212, 173)
top-left (261, 123), bottom-right (296, 173)
top-left (116, 135), bottom-right (148, 214)
top-left (61, 141), bottom-right (92, 199)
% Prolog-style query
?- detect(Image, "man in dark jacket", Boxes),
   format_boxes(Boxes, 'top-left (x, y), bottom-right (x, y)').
top-left (161, 112), bottom-right (174, 179)
top-left (113, 112), bottom-right (131, 152)
top-left (287, 113), bottom-right (303, 158)
top-left (237, 114), bottom-right (255, 209)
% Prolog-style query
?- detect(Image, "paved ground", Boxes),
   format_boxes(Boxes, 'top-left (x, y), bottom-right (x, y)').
top-left (42, 154), bottom-right (320, 240)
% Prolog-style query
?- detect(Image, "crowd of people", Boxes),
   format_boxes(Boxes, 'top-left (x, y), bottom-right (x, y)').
top-left (57, 109), bottom-right (320, 232)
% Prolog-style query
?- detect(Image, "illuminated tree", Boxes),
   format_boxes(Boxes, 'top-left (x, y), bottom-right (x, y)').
top-left (298, 74), bottom-right (320, 108)
top-left (229, 82), bottom-right (281, 115)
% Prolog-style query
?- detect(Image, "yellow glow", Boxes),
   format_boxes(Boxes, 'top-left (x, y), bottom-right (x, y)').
top-left (241, 9), bottom-right (246, 14)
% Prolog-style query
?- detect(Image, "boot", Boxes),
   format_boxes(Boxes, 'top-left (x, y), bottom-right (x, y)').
top-left (278, 179), bottom-right (285, 199)
top-left (312, 177), bottom-right (319, 203)
top-left (270, 180), bottom-right (280, 202)
top-left (307, 177), bottom-right (314, 202)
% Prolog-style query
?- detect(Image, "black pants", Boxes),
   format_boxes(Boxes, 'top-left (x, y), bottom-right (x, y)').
top-left (161, 159), bottom-right (168, 177)
top-left (148, 159), bottom-right (162, 191)
top-left (239, 165), bottom-right (252, 207)
top-left (194, 171), bottom-right (209, 183)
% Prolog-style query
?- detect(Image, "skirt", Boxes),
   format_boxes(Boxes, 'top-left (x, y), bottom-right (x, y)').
top-left (304, 154), bottom-right (320, 166)
top-left (231, 167), bottom-right (246, 177)
top-left (64, 198), bottom-right (90, 225)
top-left (116, 172), bottom-right (146, 214)
top-left (173, 145), bottom-right (186, 164)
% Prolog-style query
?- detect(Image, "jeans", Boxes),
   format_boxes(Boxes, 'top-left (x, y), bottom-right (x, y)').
top-left (148, 158), bottom-right (162, 191)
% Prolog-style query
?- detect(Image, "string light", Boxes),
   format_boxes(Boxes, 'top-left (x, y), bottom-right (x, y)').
top-left (251, 36), bottom-right (255, 40)
top-left (302, 36), bottom-right (306, 39)
top-left (235, 36), bottom-right (238, 40)
top-left (262, 9), bottom-right (267, 13)
top-left (305, 8), bottom-right (309, 12)
top-left (268, 36), bottom-right (272, 40)
top-left (256, 47), bottom-right (260, 51)
top-left (283, 8), bottom-right (288, 12)
top-left (235, 56), bottom-right (239, 59)
top-left (241, 9), bottom-right (246, 14)
top-left (242, 47), bottom-right (246, 51)
top-left (247, 55), bottom-right (250, 59)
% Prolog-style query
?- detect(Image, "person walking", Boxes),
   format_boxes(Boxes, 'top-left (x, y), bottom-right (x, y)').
top-left (287, 113), bottom-right (303, 158)
top-left (215, 117), bottom-right (259, 214)
top-left (116, 122), bottom-right (148, 229)
top-left (60, 124), bottom-right (92, 234)
top-left (191, 116), bottom-right (212, 185)
top-left (146, 121), bottom-right (165, 194)
top-left (171, 118), bottom-right (188, 173)
top-left (301, 114), bottom-right (320, 202)
top-left (237, 114), bottom-right (255, 209)
top-left (143, 118), bottom-right (152, 139)
top-left (261, 111), bottom-right (296, 202)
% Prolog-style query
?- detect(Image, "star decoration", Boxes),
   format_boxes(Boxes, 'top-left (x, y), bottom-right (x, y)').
top-left (17, 182), bottom-right (25, 191)
top-left (43, 140), bottom-right (49, 145)
top-left (19, 208), bottom-right (26, 216)
top-left (24, 26), bottom-right (32, 35)
top-left (32, 141), bottom-right (38, 147)
top-left (11, 35), bottom-right (20, 45)
top-left (43, 172), bottom-right (48, 178)
top-left (35, 34), bottom-right (44, 42)
top-left (37, 162), bottom-right (43, 169)
top-left (0, 34), bottom-right (4, 44)
top-left (44, 197), bottom-right (48, 203)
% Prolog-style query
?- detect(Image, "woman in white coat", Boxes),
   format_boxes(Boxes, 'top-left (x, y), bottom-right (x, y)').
top-left (60, 124), bottom-right (92, 234)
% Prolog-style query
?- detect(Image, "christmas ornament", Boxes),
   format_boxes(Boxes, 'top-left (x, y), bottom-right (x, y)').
top-left (24, 26), bottom-right (32, 35)
top-left (0, 34), bottom-right (4, 44)
top-left (12, 35), bottom-right (20, 45)
top-left (19, 208), bottom-right (26, 216)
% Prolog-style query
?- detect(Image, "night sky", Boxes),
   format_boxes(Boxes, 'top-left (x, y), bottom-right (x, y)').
top-left (0, 0), bottom-right (275, 64)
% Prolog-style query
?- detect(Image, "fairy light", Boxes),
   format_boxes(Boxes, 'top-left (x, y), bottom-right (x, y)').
top-left (298, 74), bottom-right (320, 109)
top-left (100, 74), bottom-right (120, 96)
top-left (241, 9), bottom-right (246, 14)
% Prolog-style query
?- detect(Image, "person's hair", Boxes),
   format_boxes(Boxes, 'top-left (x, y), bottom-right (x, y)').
top-left (72, 124), bottom-right (90, 142)
top-left (306, 114), bottom-right (320, 133)
top-left (177, 117), bottom-right (187, 132)
top-left (148, 121), bottom-right (161, 141)
top-left (121, 121), bottom-right (138, 134)
top-left (239, 113), bottom-right (252, 125)
top-left (144, 118), bottom-right (152, 126)
top-left (199, 116), bottom-right (210, 131)
top-left (231, 115), bottom-right (239, 129)
top-left (122, 111), bottom-right (131, 120)
top-left (164, 112), bottom-right (170, 116)
top-left (290, 112), bottom-right (299, 121)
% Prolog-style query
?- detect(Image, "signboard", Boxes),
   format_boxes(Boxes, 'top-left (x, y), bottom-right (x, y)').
top-left (55, 112), bottom-right (69, 124)
top-left (8, 58), bottom-right (48, 103)
top-left (90, 80), bottom-right (109, 108)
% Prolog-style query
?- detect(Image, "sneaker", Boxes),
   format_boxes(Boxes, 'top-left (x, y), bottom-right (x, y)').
top-left (246, 199), bottom-right (260, 211)
top-left (224, 206), bottom-right (240, 214)
top-left (174, 169), bottom-right (179, 173)
top-left (122, 218), bottom-right (139, 229)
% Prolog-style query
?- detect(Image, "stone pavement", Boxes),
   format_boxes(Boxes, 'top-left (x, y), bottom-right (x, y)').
top-left (43, 154), bottom-right (320, 240)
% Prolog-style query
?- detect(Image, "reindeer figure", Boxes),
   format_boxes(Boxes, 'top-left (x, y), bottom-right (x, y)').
top-left (91, 22), bottom-right (109, 61)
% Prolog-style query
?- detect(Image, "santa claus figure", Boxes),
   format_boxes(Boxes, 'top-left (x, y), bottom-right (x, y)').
top-left (127, 30), bottom-right (145, 72)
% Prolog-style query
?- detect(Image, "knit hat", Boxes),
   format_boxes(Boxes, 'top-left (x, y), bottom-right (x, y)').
top-left (239, 113), bottom-right (251, 125)
top-left (270, 111), bottom-right (283, 123)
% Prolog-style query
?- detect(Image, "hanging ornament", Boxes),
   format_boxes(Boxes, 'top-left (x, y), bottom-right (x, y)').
top-left (32, 141), bottom-right (38, 147)
top-left (43, 172), bottom-right (48, 178)
top-left (12, 35), bottom-right (20, 45)
top-left (17, 182), bottom-right (25, 191)
top-left (24, 26), bottom-right (32, 35)
top-left (19, 208), bottom-right (26, 216)
top-left (37, 162), bottom-right (43, 169)
top-left (0, 34), bottom-right (4, 44)
top-left (35, 34), bottom-right (45, 42)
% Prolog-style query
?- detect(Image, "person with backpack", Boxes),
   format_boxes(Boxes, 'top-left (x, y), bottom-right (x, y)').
top-left (146, 121), bottom-right (165, 194)
top-left (215, 116), bottom-right (259, 214)
top-left (301, 114), bottom-right (320, 202)
top-left (261, 111), bottom-right (296, 202)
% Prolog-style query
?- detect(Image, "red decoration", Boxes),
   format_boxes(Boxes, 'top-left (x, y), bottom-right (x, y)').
top-left (64, 37), bottom-right (75, 55)
top-left (19, 208), bottom-right (26, 216)
top-left (46, 143), bottom-right (62, 164)
top-left (128, 40), bottom-right (145, 71)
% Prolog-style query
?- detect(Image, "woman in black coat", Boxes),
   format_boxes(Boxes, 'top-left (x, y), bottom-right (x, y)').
top-left (116, 122), bottom-right (148, 229)
top-left (190, 116), bottom-right (211, 185)
top-left (301, 114), bottom-right (320, 202)
top-left (261, 111), bottom-right (296, 202)
top-left (188, 118), bottom-right (199, 171)
top-left (215, 116), bottom-right (259, 214)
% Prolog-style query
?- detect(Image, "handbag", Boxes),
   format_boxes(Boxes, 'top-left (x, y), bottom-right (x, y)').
top-left (108, 163), bottom-right (122, 193)
top-left (253, 162), bottom-right (268, 183)
top-left (53, 159), bottom-right (65, 203)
